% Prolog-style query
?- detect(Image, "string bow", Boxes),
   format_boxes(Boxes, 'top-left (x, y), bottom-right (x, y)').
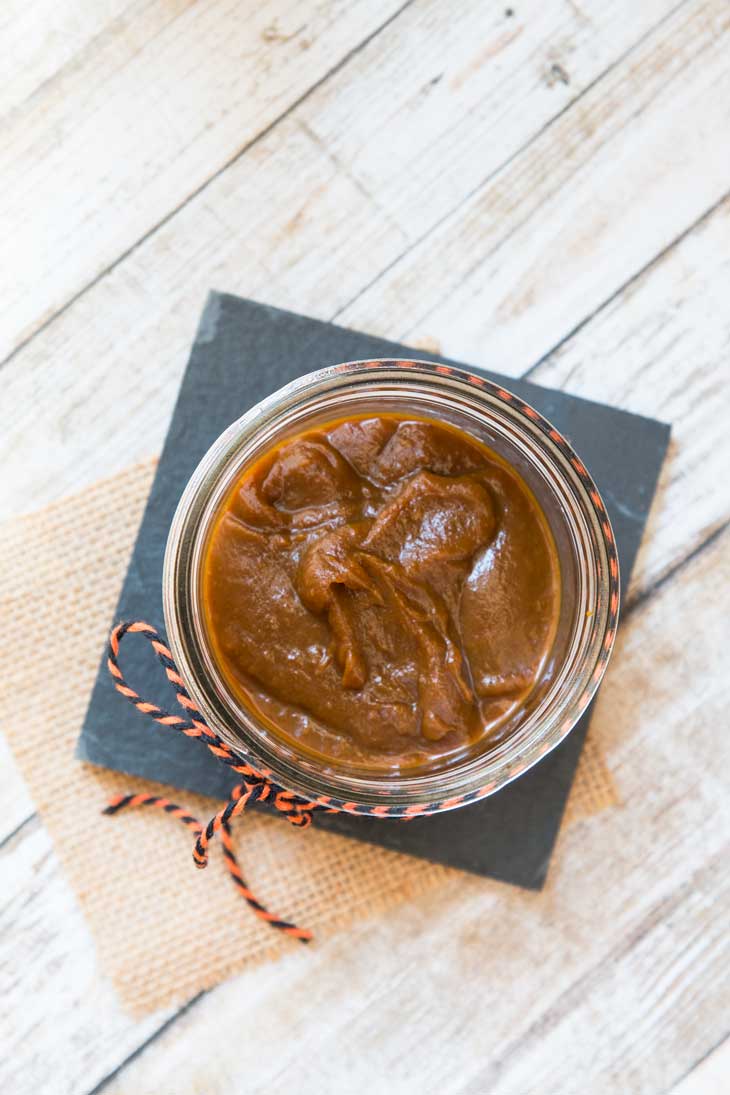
top-left (103, 620), bottom-right (331, 942)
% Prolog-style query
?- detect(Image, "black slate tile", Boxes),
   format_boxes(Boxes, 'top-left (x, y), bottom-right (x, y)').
top-left (78, 292), bottom-right (670, 888)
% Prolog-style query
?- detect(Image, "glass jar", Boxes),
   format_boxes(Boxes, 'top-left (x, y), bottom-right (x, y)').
top-left (163, 359), bottom-right (619, 816)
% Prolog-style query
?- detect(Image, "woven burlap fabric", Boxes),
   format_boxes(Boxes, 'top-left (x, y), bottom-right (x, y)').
top-left (0, 461), bottom-right (618, 1015)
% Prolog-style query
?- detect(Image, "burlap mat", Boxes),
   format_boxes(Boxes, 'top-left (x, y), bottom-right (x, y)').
top-left (0, 461), bottom-right (618, 1015)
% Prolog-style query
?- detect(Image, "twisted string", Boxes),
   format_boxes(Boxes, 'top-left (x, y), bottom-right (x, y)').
top-left (103, 791), bottom-right (311, 941)
top-left (103, 620), bottom-right (326, 942)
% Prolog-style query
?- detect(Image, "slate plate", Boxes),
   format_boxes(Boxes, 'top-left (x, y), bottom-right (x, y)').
top-left (78, 293), bottom-right (670, 889)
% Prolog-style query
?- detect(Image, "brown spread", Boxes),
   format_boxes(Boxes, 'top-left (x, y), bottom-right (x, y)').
top-left (202, 414), bottom-right (560, 771)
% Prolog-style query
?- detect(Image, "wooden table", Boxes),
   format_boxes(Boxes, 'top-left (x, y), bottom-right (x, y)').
top-left (2, 2), bottom-right (729, 1092)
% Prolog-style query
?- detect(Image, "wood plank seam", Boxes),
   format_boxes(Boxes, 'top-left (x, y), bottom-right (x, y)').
top-left (457, 844), bottom-right (730, 1094)
top-left (4, 367), bottom-right (727, 867)
top-left (11, 520), bottom-right (722, 856)
top-left (521, 188), bottom-right (730, 381)
top-left (627, 516), bottom-right (730, 612)
top-left (0, 812), bottom-right (37, 853)
top-left (7, 480), bottom-right (722, 1091)
top-left (0, 0), bottom-right (418, 374)
top-left (85, 993), bottom-right (206, 1095)
top-left (329, 0), bottom-right (692, 328)
top-left (3, 3), bottom-right (727, 1086)
top-left (666, 1031), bottom-right (730, 1093)
top-left (1, 0), bottom-right (688, 375)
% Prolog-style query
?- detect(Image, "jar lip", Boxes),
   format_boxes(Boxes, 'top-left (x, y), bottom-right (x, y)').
top-left (163, 359), bottom-right (620, 816)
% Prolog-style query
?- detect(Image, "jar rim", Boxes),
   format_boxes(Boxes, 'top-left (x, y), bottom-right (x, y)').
top-left (163, 359), bottom-right (620, 816)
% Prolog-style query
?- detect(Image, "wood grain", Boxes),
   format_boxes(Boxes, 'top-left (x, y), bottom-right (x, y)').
top-left (671, 1038), bottom-right (730, 1095)
top-left (0, 0), bottom-right (136, 119)
top-left (0, 0), bottom-right (409, 360)
top-left (2, 1), bottom-right (728, 1091)
top-left (0, 735), bottom-right (34, 845)
top-left (2, 204), bottom-right (728, 1091)
top-left (337, 0), bottom-right (730, 371)
top-left (0, 819), bottom-right (171, 1095)
top-left (2, 524), bottom-right (721, 1095)
top-left (0, 0), bottom-right (691, 520)
top-left (530, 194), bottom-right (730, 602)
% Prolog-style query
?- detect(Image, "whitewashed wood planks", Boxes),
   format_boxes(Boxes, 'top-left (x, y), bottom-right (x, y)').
top-left (3, 97), bottom-right (728, 602)
top-left (2, 174), bottom-right (728, 1095)
top-left (96, 532), bottom-right (730, 1095)
top-left (337, 0), bottom-right (730, 372)
top-left (2, 1), bottom-right (729, 1091)
top-left (0, 0), bottom-right (409, 360)
top-left (0, 0), bottom-right (702, 520)
top-left (0, 0), bottom-right (136, 119)
top-left (0, 819), bottom-right (171, 1095)
top-left (529, 195), bottom-right (730, 602)
top-left (672, 1039), bottom-right (730, 1095)
top-left (0, 735), bottom-right (34, 844)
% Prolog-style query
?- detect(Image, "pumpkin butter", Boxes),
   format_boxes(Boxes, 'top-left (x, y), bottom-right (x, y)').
top-left (203, 414), bottom-right (560, 771)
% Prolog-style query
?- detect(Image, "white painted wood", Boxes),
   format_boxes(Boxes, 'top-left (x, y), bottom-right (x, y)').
top-left (336, 0), bottom-right (730, 375)
top-left (2, 2), bottom-right (729, 1092)
top-left (0, 819), bottom-right (170, 1095)
top-left (294, 0), bottom-right (672, 243)
top-left (1, 0), bottom-right (675, 365)
top-left (3, 128), bottom-right (728, 606)
top-left (0, 0), bottom-right (408, 360)
top-left (99, 533), bottom-right (730, 1094)
top-left (0, 735), bottom-right (34, 844)
top-left (2, 526), bottom-right (724, 1095)
top-left (671, 1040), bottom-right (730, 1095)
top-left (0, 0), bottom-right (693, 522)
top-left (529, 195), bottom-right (730, 602)
top-left (0, 0), bottom-right (135, 120)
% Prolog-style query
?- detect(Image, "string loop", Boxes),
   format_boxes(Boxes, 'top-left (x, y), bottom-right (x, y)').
top-left (104, 621), bottom-right (322, 942)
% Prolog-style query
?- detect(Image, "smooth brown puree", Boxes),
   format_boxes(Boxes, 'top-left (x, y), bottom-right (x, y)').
top-left (203, 414), bottom-right (560, 771)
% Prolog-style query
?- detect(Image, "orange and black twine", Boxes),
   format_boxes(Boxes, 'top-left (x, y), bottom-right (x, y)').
top-left (103, 788), bottom-right (311, 941)
top-left (105, 620), bottom-right (321, 942)
top-left (103, 371), bottom-right (620, 944)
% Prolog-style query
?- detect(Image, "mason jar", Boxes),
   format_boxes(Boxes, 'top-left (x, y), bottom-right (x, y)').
top-left (163, 359), bottom-right (619, 817)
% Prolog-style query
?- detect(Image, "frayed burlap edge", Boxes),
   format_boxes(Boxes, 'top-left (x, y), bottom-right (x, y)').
top-left (0, 461), bottom-right (618, 1015)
